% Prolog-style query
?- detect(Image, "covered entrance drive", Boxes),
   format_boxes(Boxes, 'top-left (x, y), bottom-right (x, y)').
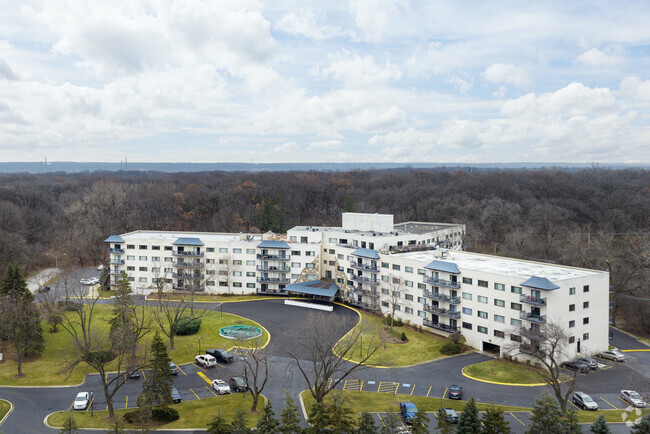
top-left (482, 341), bottom-right (501, 356)
top-left (284, 280), bottom-right (339, 311)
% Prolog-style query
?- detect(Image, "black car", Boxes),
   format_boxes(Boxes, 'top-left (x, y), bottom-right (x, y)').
top-left (206, 348), bottom-right (234, 363)
top-left (577, 357), bottom-right (598, 370)
top-left (561, 360), bottom-right (590, 373)
top-left (38, 286), bottom-right (51, 293)
top-left (169, 361), bottom-right (179, 375)
top-left (448, 385), bottom-right (463, 400)
top-left (229, 376), bottom-right (248, 392)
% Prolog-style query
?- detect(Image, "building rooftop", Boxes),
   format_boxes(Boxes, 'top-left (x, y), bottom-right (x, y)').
top-left (395, 250), bottom-right (605, 281)
top-left (119, 230), bottom-right (262, 243)
top-left (393, 222), bottom-right (463, 234)
top-left (289, 221), bottom-right (463, 238)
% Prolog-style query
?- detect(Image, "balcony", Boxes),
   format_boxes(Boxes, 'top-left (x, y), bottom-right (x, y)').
top-left (172, 285), bottom-right (204, 291)
top-left (172, 250), bottom-right (204, 257)
top-left (109, 248), bottom-right (125, 254)
top-left (519, 344), bottom-right (547, 358)
top-left (360, 289), bottom-right (380, 298)
top-left (109, 270), bottom-right (123, 276)
top-left (423, 276), bottom-right (460, 289)
top-left (422, 290), bottom-right (461, 304)
top-left (349, 262), bottom-right (379, 272)
top-left (257, 277), bottom-right (290, 284)
top-left (172, 272), bottom-right (204, 279)
top-left (424, 305), bottom-right (461, 319)
top-left (520, 294), bottom-right (547, 306)
top-left (349, 274), bottom-right (380, 285)
top-left (422, 319), bottom-right (459, 333)
top-left (109, 259), bottom-right (125, 265)
top-left (174, 261), bottom-right (203, 268)
top-left (348, 300), bottom-right (380, 311)
top-left (520, 311), bottom-right (546, 324)
top-left (257, 265), bottom-right (290, 272)
top-left (520, 327), bottom-right (546, 340)
top-left (256, 253), bottom-right (290, 261)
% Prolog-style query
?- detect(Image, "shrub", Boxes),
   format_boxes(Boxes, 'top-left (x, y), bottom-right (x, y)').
top-left (400, 332), bottom-right (407, 341)
top-left (123, 411), bottom-right (140, 424)
top-left (440, 343), bottom-right (461, 355)
top-left (175, 317), bottom-right (201, 335)
top-left (152, 406), bottom-right (179, 422)
top-left (450, 332), bottom-right (466, 344)
top-left (384, 315), bottom-right (403, 327)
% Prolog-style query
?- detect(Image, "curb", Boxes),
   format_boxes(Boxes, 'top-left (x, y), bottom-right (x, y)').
top-left (611, 326), bottom-right (650, 348)
top-left (298, 392), bottom-right (310, 425)
top-left (461, 366), bottom-right (547, 387)
top-left (0, 399), bottom-right (13, 427)
top-left (0, 376), bottom-right (86, 388)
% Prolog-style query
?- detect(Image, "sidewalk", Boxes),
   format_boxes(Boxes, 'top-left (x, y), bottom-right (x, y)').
top-left (26, 268), bottom-right (61, 293)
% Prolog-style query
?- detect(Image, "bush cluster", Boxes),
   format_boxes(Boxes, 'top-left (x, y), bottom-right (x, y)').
top-left (383, 315), bottom-right (403, 327)
top-left (175, 317), bottom-right (201, 335)
top-left (152, 407), bottom-right (180, 422)
top-left (440, 343), bottom-right (461, 355)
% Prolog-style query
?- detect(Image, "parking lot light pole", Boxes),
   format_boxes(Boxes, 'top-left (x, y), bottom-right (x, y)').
top-left (46, 253), bottom-right (66, 268)
top-left (198, 336), bottom-right (201, 354)
top-left (360, 333), bottom-right (363, 358)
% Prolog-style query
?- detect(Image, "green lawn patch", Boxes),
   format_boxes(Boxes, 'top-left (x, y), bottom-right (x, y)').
top-left (145, 293), bottom-right (270, 303)
top-left (47, 393), bottom-right (262, 429)
top-left (464, 359), bottom-right (545, 385)
top-left (0, 399), bottom-right (11, 421)
top-left (575, 408), bottom-right (650, 424)
top-left (0, 305), bottom-right (268, 386)
top-left (335, 310), bottom-right (454, 367)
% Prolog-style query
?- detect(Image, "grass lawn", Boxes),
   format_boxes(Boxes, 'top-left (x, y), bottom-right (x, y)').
top-left (300, 390), bottom-right (529, 414)
top-left (145, 293), bottom-right (270, 303)
top-left (463, 359), bottom-right (545, 385)
top-left (47, 393), bottom-right (262, 429)
top-left (0, 305), bottom-right (268, 386)
top-left (335, 310), bottom-right (455, 367)
top-left (575, 408), bottom-right (650, 424)
top-left (0, 399), bottom-right (11, 421)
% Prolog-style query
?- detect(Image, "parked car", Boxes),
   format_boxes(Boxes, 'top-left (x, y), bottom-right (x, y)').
top-left (438, 408), bottom-right (458, 424)
top-left (212, 379), bottom-right (231, 395)
top-left (88, 277), bottom-right (100, 285)
top-left (621, 390), bottom-right (646, 408)
top-left (206, 348), bottom-right (234, 363)
top-left (229, 377), bottom-right (248, 392)
top-left (73, 392), bottom-right (90, 410)
top-left (576, 357), bottom-right (599, 369)
top-left (399, 401), bottom-right (418, 424)
top-left (561, 360), bottom-right (590, 373)
top-left (97, 264), bottom-right (105, 271)
top-left (38, 286), bottom-right (50, 293)
top-left (195, 354), bottom-right (217, 368)
top-left (80, 278), bottom-right (91, 285)
top-left (169, 361), bottom-right (179, 375)
top-left (448, 385), bottom-right (463, 400)
top-left (171, 386), bottom-right (182, 403)
top-left (128, 369), bottom-right (141, 379)
top-left (573, 392), bottom-right (598, 410)
top-left (598, 350), bottom-right (626, 362)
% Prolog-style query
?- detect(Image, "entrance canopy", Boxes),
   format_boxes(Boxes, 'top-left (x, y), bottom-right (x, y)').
top-left (285, 280), bottom-right (339, 299)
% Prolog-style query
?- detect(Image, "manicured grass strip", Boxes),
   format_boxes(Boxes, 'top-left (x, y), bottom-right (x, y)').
top-left (0, 399), bottom-right (11, 422)
top-left (0, 305), bottom-right (268, 386)
top-left (575, 408), bottom-right (650, 424)
top-left (47, 394), bottom-right (262, 429)
top-left (335, 310), bottom-right (453, 367)
top-left (464, 360), bottom-right (545, 385)
top-left (300, 390), bottom-right (530, 414)
top-left (145, 293), bottom-right (270, 303)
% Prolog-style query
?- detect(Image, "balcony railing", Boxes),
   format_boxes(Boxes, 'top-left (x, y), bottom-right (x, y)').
top-left (172, 272), bottom-right (204, 279)
top-left (520, 311), bottom-right (546, 323)
top-left (173, 250), bottom-right (204, 257)
top-left (174, 261), bottom-right (203, 268)
top-left (360, 289), bottom-right (380, 298)
top-left (520, 327), bottom-right (546, 340)
top-left (422, 290), bottom-right (461, 304)
top-left (422, 319), bottom-right (459, 333)
top-left (257, 265), bottom-right (290, 272)
top-left (349, 274), bottom-right (380, 285)
top-left (424, 305), bottom-right (461, 318)
top-left (172, 285), bottom-right (204, 291)
top-left (520, 294), bottom-right (547, 306)
top-left (109, 248), bottom-right (125, 254)
top-left (109, 270), bottom-right (123, 276)
top-left (348, 300), bottom-right (380, 311)
top-left (109, 259), bottom-right (125, 265)
top-left (256, 254), bottom-right (290, 261)
top-left (257, 277), bottom-right (290, 284)
top-left (349, 262), bottom-right (379, 272)
top-left (423, 276), bottom-right (461, 289)
top-left (519, 344), bottom-right (547, 358)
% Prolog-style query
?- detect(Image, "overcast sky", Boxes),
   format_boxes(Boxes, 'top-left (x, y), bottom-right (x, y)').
top-left (1, 0), bottom-right (649, 164)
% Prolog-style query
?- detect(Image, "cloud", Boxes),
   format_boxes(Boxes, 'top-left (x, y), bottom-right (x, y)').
top-left (619, 76), bottom-right (650, 101)
top-left (275, 12), bottom-right (350, 40)
top-left (318, 52), bottom-right (402, 87)
top-left (448, 76), bottom-right (473, 93)
top-left (483, 63), bottom-right (530, 88)
top-left (0, 58), bottom-right (18, 80)
top-left (576, 47), bottom-right (623, 67)
top-left (307, 139), bottom-right (343, 150)
top-left (273, 141), bottom-right (300, 152)
top-left (349, 0), bottom-right (410, 42)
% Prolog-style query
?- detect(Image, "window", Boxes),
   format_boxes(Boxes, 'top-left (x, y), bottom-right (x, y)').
top-left (381, 262), bottom-right (389, 268)
top-left (569, 320), bottom-right (575, 328)
top-left (405, 307), bottom-right (413, 314)
top-left (583, 285), bottom-right (590, 293)
top-left (246, 283), bottom-right (255, 288)
top-left (233, 271), bottom-right (242, 277)
top-left (478, 280), bottom-right (488, 288)
top-left (569, 336), bottom-right (575, 343)
top-left (418, 283), bottom-right (426, 289)
top-left (127, 266), bottom-right (135, 271)
top-left (583, 333), bottom-right (590, 340)
top-left (139, 267), bottom-right (147, 272)
top-left (152, 256), bottom-right (160, 262)
top-left (417, 297), bottom-right (426, 304)
top-left (392, 264), bottom-right (400, 271)
top-left (405, 294), bottom-right (413, 301)
top-left (139, 256), bottom-right (147, 261)
top-left (478, 326), bottom-right (488, 334)
top-left (381, 301), bottom-right (389, 308)
top-left (462, 322), bottom-right (473, 330)
top-left (233, 248), bottom-right (242, 254)
top-left (583, 301), bottom-right (589, 309)
top-left (127, 245), bottom-right (135, 249)
top-left (569, 304), bottom-right (575, 312)
top-left (139, 277), bottom-right (147, 283)
top-left (291, 262), bottom-right (300, 268)
top-left (306, 251), bottom-right (315, 256)
top-left (233, 282), bottom-right (242, 288)
top-left (478, 296), bottom-right (488, 304)
top-left (494, 283), bottom-right (505, 291)
top-left (306, 263), bottom-right (315, 269)
top-left (405, 266), bottom-right (413, 273)
top-left (511, 286), bottom-right (522, 294)
top-left (246, 260), bottom-right (255, 266)
top-left (206, 248), bottom-right (215, 253)
top-left (291, 274), bottom-right (300, 279)
top-left (164, 246), bottom-right (172, 251)
top-left (289, 236), bottom-right (297, 242)
top-left (246, 272), bottom-right (255, 277)
top-left (478, 311), bottom-right (488, 319)
top-left (417, 269), bottom-right (426, 275)
top-left (246, 249), bottom-right (255, 254)
top-left (206, 259), bottom-right (214, 264)
top-left (462, 292), bottom-right (472, 300)
top-left (206, 270), bottom-right (215, 275)
top-left (494, 314), bottom-right (505, 323)
top-left (139, 245), bottom-right (147, 250)
top-left (462, 277), bottom-right (473, 284)
top-left (494, 330), bottom-right (505, 338)
top-left (219, 248), bottom-right (228, 253)
top-left (462, 307), bottom-right (472, 315)
top-left (164, 257), bottom-right (173, 262)
top-left (418, 310), bottom-right (426, 318)
top-left (569, 287), bottom-right (576, 295)
top-left (510, 334), bottom-right (521, 342)
top-left (494, 299), bottom-right (505, 307)
top-left (127, 255), bottom-right (135, 260)
top-left (219, 259), bottom-right (228, 265)
top-left (392, 291), bottom-right (401, 298)
top-left (405, 280), bottom-right (413, 287)
top-left (152, 267), bottom-right (160, 273)
top-left (328, 249), bottom-right (335, 254)
top-left (152, 246), bottom-right (160, 250)
top-left (291, 251), bottom-right (301, 256)
top-left (583, 317), bottom-right (589, 325)
top-left (392, 277), bottom-right (400, 284)
top-left (233, 260), bottom-right (242, 265)
top-left (329, 238), bottom-right (337, 243)
top-left (381, 288), bottom-right (389, 295)
top-left (510, 318), bottom-right (522, 326)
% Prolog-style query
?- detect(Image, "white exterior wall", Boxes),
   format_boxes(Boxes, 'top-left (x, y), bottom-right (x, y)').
top-left (342, 212), bottom-right (394, 232)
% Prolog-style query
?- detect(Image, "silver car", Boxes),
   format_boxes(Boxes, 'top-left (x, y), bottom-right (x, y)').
top-left (598, 350), bottom-right (626, 362)
top-left (573, 392), bottom-right (598, 410)
top-left (621, 390), bottom-right (646, 408)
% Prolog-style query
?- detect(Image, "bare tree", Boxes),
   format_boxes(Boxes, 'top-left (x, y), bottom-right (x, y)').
top-left (36, 289), bottom-right (63, 332)
top-left (152, 294), bottom-right (192, 350)
top-left (217, 255), bottom-right (240, 294)
top-left (237, 337), bottom-right (269, 411)
top-left (288, 314), bottom-right (385, 403)
top-left (380, 275), bottom-right (405, 333)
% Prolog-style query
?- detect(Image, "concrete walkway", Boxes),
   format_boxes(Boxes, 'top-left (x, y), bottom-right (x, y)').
top-left (26, 268), bottom-right (61, 293)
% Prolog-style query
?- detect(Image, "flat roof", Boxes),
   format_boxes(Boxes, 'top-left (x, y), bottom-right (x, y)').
top-left (395, 250), bottom-right (605, 281)
top-left (289, 222), bottom-right (464, 237)
top-left (119, 230), bottom-right (262, 243)
top-left (394, 222), bottom-right (463, 234)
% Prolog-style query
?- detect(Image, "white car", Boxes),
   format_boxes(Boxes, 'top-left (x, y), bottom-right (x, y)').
top-left (80, 278), bottom-right (91, 285)
top-left (97, 265), bottom-right (105, 271)
top-left (195, 354), bottom-right (217, 368)
top-left (212, 379), bottom-right (231, 395)
top-left (598, 350), bottom-right (626, 362)
top-left (621, 390), bottom-right (646, 408)
top-left (88, 277), bottom-right (100, 285)
top-left (73, 392), bottom-right (90, 410)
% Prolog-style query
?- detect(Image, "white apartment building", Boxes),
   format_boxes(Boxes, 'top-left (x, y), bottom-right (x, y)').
top-left (105, 212), bottom-right (607, 359)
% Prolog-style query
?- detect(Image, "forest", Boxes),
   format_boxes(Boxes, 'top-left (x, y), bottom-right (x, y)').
top-left (0, 168), bottom-right (647, 334)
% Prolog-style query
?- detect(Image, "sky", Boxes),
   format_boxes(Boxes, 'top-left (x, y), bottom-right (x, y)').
top-left (1, 0), bottom-right (649, 164)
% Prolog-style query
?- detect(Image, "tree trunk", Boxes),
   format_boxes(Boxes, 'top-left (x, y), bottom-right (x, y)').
top-left (14, 344), bottom-right (23, 376)
top-left (169, 331), bottom-right (176, 350)
top-left (104, 382), bottom-right (115, 418)
top-left (251, 394), bottom-right (259, 411)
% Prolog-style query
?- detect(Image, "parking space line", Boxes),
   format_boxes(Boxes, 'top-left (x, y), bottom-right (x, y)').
top-left (377, 381), bottom-right (399, 394)
top-left (510, 412), bottom-right (525, 426)
top-left (343, 379), bottom-right (363, 391)
top-left (197, 371), bottom-right (212, 385)
top-left (570, 401), bottom-right (581, 411)
top-left (125, 396), bottom-right (128, 409)
top-left (141, 370), bottom-right (147, 380)
top-left (442, 387), bottom-right (448, 399)
top-left (410, 384), bottom-right (416, 395)
top-left (398, 414), bottom-right (406, 428)
top-left (176, 364), bottom-right (187, 376)
top-left (376, 412), bottom-right (385, 427)
top-left (617, 397), bottom-right (629, 406)
top-left (189, 388), bottom-right (200, 400)
top-left (205, 385), bottom-right (217, 397)
top-left (600, 397), bottom-right (618, 409)
top-left (343, 379), bottom-right (348, 390)
top-left (68, 402), bottom-right (74, 411)
top-left (426, 386), bottom-right (432, 397)
top-left (85, 397), bottom-right (94, 412)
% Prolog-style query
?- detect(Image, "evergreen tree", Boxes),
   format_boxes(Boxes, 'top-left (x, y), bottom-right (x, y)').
top-left (357, 411), bottom-right (379, 434)
top-left (1, 264), bottom-right (32, 301)
top-left (279, 391), bottom-right (302, 434)
top-left (436, 410), bottom-right (456, 434)
top-left (458, 396), bottom-right (481, 433)
top-left (231, 406), bottom-right (251, 433)
top-left (481, 405), bottom-right (510, 434)
top-left (306, 402), bottom-right (329, 433)
top-left (207, 413), bottom-right (232, 434)
top-left (109, 271), bottom-right (134, 340)
top-left (410, 410), bottom-right (431, 434)
top-left (343, 195), bottom-right (358, 213)
top-left (631, 414), bottom-right (650, 434)
top-left (141, 332), bottom-right (173, 410)
top-left (135, 393), bottom-right (153, 431)
top-left (525, 394), bottom-right (564, 434)
top-left (590, 414), bottom-right (611, 434)
top-left (328, 395), bottom-right (355, 434)
top-left (60, 413), bottom-right (78, 434)
top-left (562, 409), bottom-right (581, 434)
top-left (380, 413), bottom-right (400, 434)
top-left (257, 401), bottom-right (280, 433)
